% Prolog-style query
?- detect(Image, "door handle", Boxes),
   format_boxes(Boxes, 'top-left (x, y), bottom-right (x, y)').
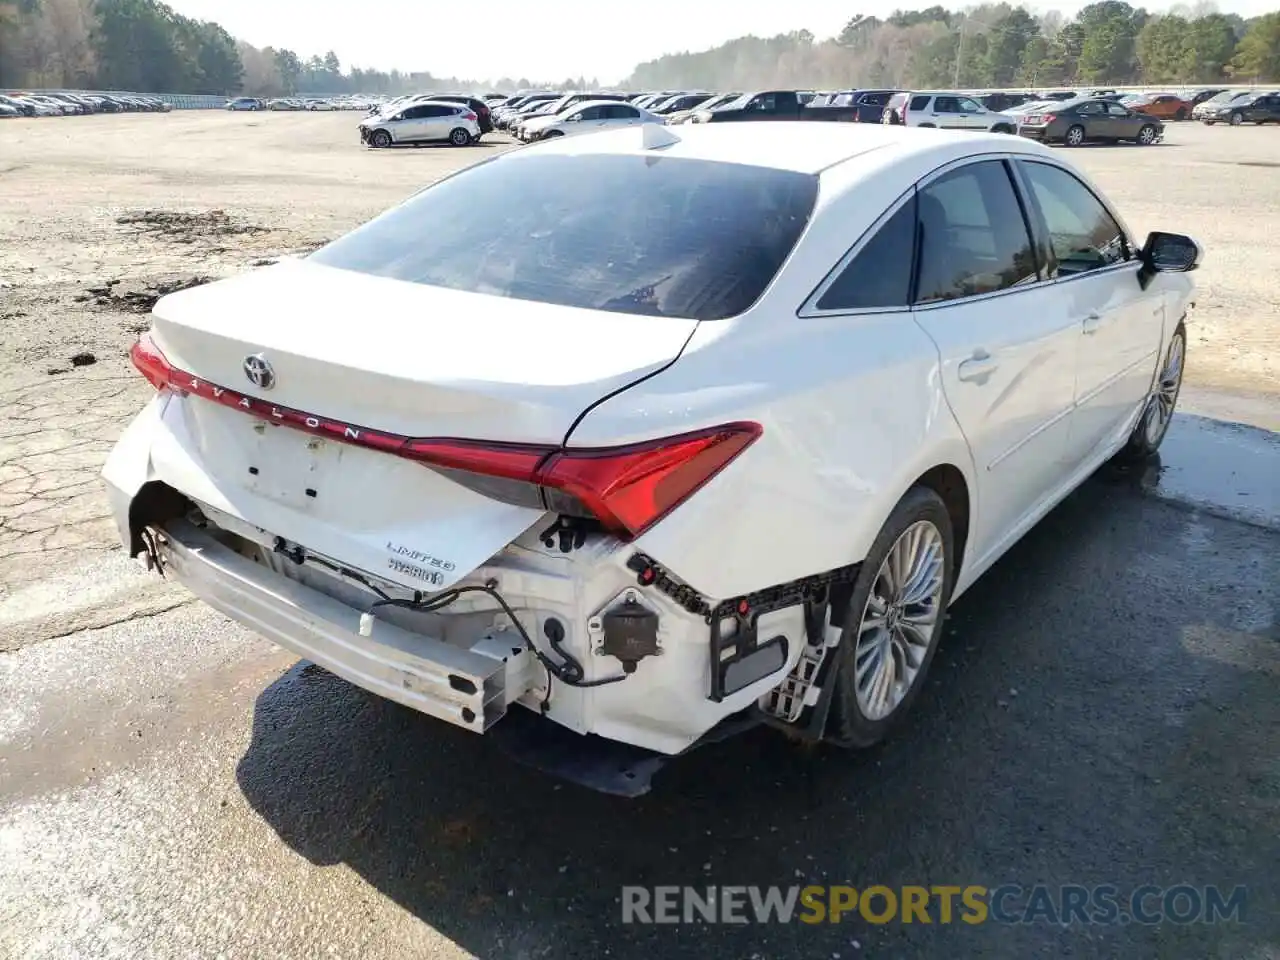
top-left (1082, 312), bottom-right (1103, 334)
top-left (957, 351), bottom-right (998, 383)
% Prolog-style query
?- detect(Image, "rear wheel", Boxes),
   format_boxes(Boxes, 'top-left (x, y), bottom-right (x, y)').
top-left (1136, 124), bottom-right (1158, 145)
top-left (1174, 107), bottom-right (1188, 121)
top-left (1064, 124), bottom-right (1086, 146)
top-left (449, 127), bottom-right (470, 146)
top-left (825, 487), bottom-right (954, 749)
top-left (369, 129), bottom-right (392, 148)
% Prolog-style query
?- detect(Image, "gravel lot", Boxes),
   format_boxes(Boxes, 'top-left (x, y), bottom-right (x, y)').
top-left (1, 112), bottom-right (1277, 960)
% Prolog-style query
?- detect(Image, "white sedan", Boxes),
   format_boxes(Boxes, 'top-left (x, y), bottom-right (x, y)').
top-left (103, 123), bottom-right (1198, 783)
top-left (518, 99), bottom-right (663, 141)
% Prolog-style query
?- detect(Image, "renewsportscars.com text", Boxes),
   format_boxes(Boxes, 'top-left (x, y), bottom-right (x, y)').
top-left (621, 884), bottom-right (1248, 926)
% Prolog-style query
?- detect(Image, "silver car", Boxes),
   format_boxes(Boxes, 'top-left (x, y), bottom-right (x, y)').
top-left (360, 101), bottom-right (481, 147)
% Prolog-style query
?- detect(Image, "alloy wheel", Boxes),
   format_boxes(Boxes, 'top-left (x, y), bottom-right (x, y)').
top-left (853, 521), bottom-right (946, 722)
top-left (1138, 125), bottom-right (1157, 144)
top-left (1144, 331), bottom-right (1184, 447)
top-left (1066, 125), bottom-right (1084, 146)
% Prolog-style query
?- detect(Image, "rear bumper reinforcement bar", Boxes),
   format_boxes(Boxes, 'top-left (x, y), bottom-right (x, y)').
top-left (155, 519), bottom-right (535, 733)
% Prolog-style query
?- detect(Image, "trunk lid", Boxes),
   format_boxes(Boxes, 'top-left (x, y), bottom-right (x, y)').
top-left (151, 259), bottom-right (697, 443)
top-left (144, 259), bottom-right (697, 591)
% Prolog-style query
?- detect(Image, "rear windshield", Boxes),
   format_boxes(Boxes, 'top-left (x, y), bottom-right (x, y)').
top-left (309, 153), bottom-right (819, 321)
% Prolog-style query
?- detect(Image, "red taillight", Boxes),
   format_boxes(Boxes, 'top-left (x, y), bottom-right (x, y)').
top-left (401, 426), bottom-right (760, 538)
top-left (537, 425), bottom-right (761, 538)
top-left (128, 333), bottom-right (761, 540)
top-left (130, 333), bottom-right (171, 390)
top-left (464, 111), bottom-right (477, 121)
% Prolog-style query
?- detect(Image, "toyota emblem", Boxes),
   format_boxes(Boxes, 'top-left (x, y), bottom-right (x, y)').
top-left (243, 354), bottom-right (276, 390)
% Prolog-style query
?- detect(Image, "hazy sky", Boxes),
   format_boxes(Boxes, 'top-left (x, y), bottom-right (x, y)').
top-left (165, 0), bottom-right (1274, 84)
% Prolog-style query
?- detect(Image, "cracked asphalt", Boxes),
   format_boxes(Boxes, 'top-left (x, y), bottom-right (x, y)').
top-left (1, 113), bottom-right (1278, 960)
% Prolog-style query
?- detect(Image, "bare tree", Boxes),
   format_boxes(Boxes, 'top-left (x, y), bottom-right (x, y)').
top-left (17, 0), bottom-right (96, 88)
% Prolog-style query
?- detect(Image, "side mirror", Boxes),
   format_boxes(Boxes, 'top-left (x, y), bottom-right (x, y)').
top-left (1144, 231), bottom-right (1202, 272)
top-left (1138, 231), bottom-right (1202, 289)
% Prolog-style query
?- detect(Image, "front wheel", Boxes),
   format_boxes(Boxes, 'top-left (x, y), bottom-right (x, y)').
top-left (1136, 124), bottom-right (1158, 145)
top-left (1229, 111), bottom-right (1243, 126)
top-left (1064, 124), bottom-right (1086, 146)
top-left (1120, 322), bottom-right (1185, 461)
top-left (825, 486), bottom-right (954, 749)
top-left (449, 127), bottom-right (471, 146)
top-left (369, 129), bottom-right (392, 148)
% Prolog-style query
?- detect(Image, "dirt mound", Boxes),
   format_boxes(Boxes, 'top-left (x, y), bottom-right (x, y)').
top-left (115, 209), bottom-right (268, 243)
top-left (80, 275), bottom-right (214, 314)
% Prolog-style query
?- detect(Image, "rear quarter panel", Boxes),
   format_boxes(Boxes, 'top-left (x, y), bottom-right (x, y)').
top-left (567, 312), bottom-right (973, 600)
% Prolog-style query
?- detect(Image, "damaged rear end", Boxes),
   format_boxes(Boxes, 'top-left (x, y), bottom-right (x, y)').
top-left (102, 142), bottom-right (824, 774)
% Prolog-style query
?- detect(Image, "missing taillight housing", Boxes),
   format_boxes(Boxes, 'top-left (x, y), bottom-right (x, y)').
top-left (127, 332), bottom-right (762, 541)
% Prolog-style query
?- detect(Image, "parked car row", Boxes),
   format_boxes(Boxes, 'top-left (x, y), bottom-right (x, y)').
top-left (339, 82), bottom-right (1280, 151)
top-left (226, 96), bottom-right (375, 112)
top-left (482, 87), bottom-right (1166, 148)
top-left (1192, 88), bottom-right (1280, 124)
top-left (0, 91), bottom-right (171, 117)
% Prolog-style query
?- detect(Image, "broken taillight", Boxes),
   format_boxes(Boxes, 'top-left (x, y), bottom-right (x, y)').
top-left (129, 332), bottom-right (761, 540)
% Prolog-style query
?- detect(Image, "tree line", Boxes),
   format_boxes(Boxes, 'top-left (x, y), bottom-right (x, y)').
top-left (627, 2), bottom-right (1280, 90)
top-left (0, 0), bottom-right (599, 95)
top-left (2, 0), bottom-right (1278, 96)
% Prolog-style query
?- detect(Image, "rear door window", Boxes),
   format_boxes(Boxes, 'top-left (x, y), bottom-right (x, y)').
top-left (910, 95), bottom-right (932, 111)
top-left (309, 154), bottom-right (819, 321)
top-left (914, 160), bottom-right (1039, 303)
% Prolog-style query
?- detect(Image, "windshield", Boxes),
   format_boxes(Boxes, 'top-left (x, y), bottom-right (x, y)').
top-left (310, 154), bottom-right (819, 321)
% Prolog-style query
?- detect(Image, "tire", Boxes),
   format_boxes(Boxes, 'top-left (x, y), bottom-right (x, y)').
top-left (825, 486), bottom-right (955, 749)
top-left (1174, 107), bottom-right (1187, 121)
top-left (991, 123), bottom-right (1014, 134)
top-left (542, 129), bottom-right (564, 138)
top-left (918, 123), bottom-right (936, 128)
top-left (449, 127), bottom-right (470, 146)
top-left (1136, 124), bottom-right (1158, 145)
top-left (1118, 322), bottom-right (1185, 461)
top-left (369, 129), bottom-right (392, 148)
top-left (1229, 111), bottom-right (1243, 126)
top-left (1064, 124), bottom-right (1086, 146)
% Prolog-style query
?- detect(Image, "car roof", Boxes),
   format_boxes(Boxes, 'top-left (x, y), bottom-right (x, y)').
top-left (517, 121), bottom-right (1057, 176)
top-left (563, 99), bottom-right (643, 112)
